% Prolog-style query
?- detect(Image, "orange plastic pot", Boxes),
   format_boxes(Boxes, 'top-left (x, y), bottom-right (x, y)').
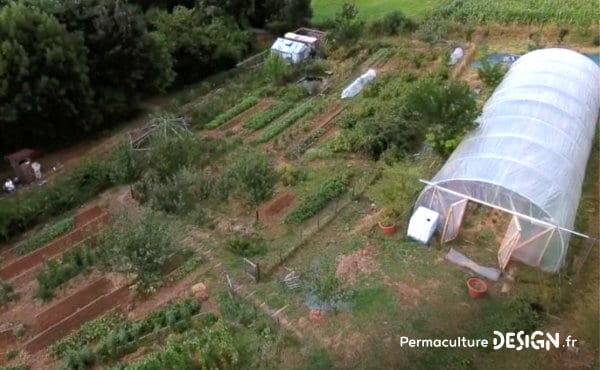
top-left (378, 222), bottom-right (397, 235)
top-left (466, 278), bottom-right (488, 298)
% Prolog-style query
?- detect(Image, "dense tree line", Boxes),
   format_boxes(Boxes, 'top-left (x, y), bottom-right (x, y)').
top-left (0, 0), bottom-right (312, 152)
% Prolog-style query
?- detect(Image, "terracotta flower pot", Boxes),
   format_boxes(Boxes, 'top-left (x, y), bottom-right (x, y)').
top-left (466, 278), bottom-right (488, 298)
top-left (378, 221), bottom-right (397, 235)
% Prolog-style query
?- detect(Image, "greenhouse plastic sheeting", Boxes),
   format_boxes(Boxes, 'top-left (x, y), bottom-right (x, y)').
top-left (415, 49), bottom-right (600, 272)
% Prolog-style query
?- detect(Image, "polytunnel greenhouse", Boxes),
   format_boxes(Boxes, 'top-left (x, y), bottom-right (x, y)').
top-left (412, 48), bottom-right (600, 273)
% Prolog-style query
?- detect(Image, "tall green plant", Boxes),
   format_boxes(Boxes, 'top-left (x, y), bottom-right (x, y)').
top-left (105, 211), bottom-right (178, 292)
top-left (230, 149), bottom-right (278, 222)
top-left (477, 59), bottom-right (506, 89)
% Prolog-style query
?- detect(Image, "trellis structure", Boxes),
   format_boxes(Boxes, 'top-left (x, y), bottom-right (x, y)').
top-left (413, 48), bottom-right (600, 273)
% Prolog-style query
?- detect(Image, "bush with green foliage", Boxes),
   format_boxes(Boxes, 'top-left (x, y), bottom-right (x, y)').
top-left (279, 164), bottom-right (306, 186)
top-left (137, 167), bottom-right (214, 216)
top-left (477, 59), bottom-right (506, 89)
top-left (243, 102), bottom-right (294, 132)
top-left (285, 177), bottom-right (346, 224)
top-left (104, 212), bottom-right (178, 292)
top-left (405, 77), bottom-right (478, 156)
top-left (230, 149), bottom-right (278, 222)
top-left (416, 19), bottom-right (449, 43)
top-left (0, 281), bottom-right (18, 305)
top-left (368, 11), bottom-right (415, 36)
top-left (36, 246), bottom-right (99, 301)
top-left (255, 103), bottom-right (314, 143)
top-left (329, 2), bottom-right (365, 47)
top-left (18, 217), bottom-right (74, 255)
top-left (262, 53), bottom-right (291, 85)
top-left (368, 161), bottom-right (423, 218)
top-left (227, 236), bottom-right (268, 257)
top-left (206, 96), bottom-right (258, 129)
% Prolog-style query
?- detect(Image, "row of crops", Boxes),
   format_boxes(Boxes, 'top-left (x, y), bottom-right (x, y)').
top-left (51, 299), bottom-right (206, 369)
top-left (434, 0), bottom-right (598, 26)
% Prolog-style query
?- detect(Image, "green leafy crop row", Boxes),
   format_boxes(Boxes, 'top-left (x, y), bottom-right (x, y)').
top-left (206, 96), bottom-right (258, 129)
top-left (18, 217), bottom-right (74, 255)
top-left (36, 246), bottom-right (99, 301)
top-left (285, 177), bottom-right (347, 224)
top-left (433, 0), bottom-right (597, 26)
top-left (254, 103), bottom-right (315, 144)
top-left (289, 128), bottom-right (327, 158)
top-left (60, 299), bottom-right (202, 369)
top-left (50, 312), bottom-right (125, 358)
top-left (243, 101), bottom-right (293, 132)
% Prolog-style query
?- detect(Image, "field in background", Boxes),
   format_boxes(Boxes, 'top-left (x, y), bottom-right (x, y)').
top-left (311, 0), bottom-right (442, 21)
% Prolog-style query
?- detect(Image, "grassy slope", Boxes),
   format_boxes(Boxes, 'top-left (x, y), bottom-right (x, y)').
top-left (311, 0), bottom-right (442, 21)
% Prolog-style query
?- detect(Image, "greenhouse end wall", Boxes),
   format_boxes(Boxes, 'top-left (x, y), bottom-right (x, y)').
top-left (415, 48), bottom-right (600, 272)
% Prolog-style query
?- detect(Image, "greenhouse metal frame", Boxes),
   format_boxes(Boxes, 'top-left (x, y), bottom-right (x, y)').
top-left (413, 48), bottom-right (600, 273)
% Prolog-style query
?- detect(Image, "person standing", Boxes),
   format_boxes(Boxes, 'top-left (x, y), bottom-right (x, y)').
top-left (31, 161), bottom-right (43, 184)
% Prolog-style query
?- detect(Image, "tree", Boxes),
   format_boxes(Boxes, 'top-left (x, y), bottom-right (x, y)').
top-left (405, 77), bottom-right (479, 157)
top-left (54, 0), bottom-right (174, 120)
top-left (149, 5), bottom-right (248, 84)
top-left (0, 2), bottom-right (94, 151)
top-left (106, 211), bottom-right (177, 292)
top-left (231, 149), bottom-right (278, 222)
top-left (330, 2), bottom-right (365, 47)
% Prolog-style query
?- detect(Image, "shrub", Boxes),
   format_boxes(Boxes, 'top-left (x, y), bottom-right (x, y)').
top-left (243, 102), bottom-right (294, 132)
top-left (254, 103), bottom-right (314, 143)
top-left (593, 35), bottom-right (600, 46)
top-left (18, 217), bottom-right (74, 255)
top-left (0, 281), bottom-right (18, 305)
top-left (368, 11), bottom-right (415, 36)
top-left (477, 59), bottom-right (506, 89)
top-left (417, 19), bottom-right (449, 43)
top-left (206, 96), bottom-right (258, 129)
top-left (368, 161), bottom-right (423, 218)
top-left (229, 149), bottom-right (278, 222)
top-left (227, 236), bottom-right (268, 257)
top-left (330, 2), bottom-right (365, 47)
top-left (262, 53), bottom-right (290, 85)
top-left (279, 164), bottom-right (306, 186)
top-left (405, 77), bottom-right (478, 157)
top-left (285, 177), bottom-right (346, 224)
top-left (137, 167), bottom-right (213, 215)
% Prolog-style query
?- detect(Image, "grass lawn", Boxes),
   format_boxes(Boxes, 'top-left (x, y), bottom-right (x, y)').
top-left (311, 0), bottom-right (442, 21)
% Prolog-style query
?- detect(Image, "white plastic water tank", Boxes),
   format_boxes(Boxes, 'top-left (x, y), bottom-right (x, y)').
top-left (407, 206), bottom-right (440, 244)
top-left (450, 47), bottom-right (464, 65)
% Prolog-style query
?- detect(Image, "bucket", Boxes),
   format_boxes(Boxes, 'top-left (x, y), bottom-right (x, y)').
top-left (466, 278), bottom-right (488, 298)
top-left (378, 222), bottom-right (397, 235)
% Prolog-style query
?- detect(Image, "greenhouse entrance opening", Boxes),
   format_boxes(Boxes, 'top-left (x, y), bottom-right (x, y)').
top-left (426, 183), bottom-right (561, 271)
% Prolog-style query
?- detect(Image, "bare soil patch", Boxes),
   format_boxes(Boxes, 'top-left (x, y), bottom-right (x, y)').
top-left (335, 244), bottom-right (379, 286)
top-left (259, 191), bottom-right (296, 221)
top-left (393, 282), bottom-right (422, 307)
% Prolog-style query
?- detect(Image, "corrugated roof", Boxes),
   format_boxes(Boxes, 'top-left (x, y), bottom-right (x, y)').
top-left (271, 37), bottom-right (308, 55)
